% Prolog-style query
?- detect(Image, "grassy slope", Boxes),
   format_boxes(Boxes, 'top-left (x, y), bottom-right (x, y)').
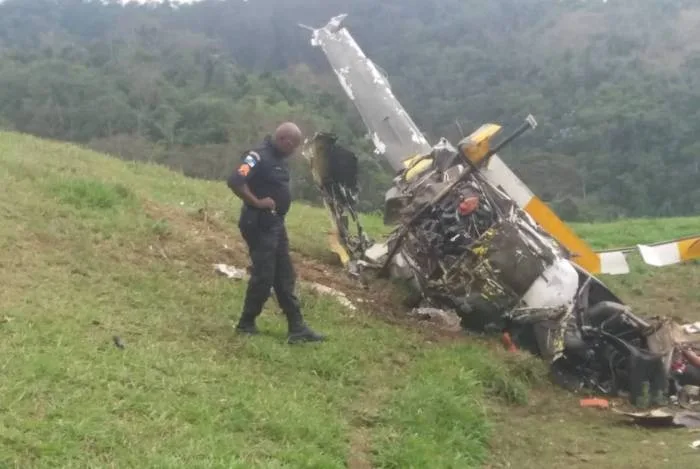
top-left (0, 132), bottom-right (537, 469)
top-left (0, 131), bottom-right (698, 468)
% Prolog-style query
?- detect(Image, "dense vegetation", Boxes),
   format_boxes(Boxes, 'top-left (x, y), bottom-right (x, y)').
top-left (1, 0), bottom-right (699, 219)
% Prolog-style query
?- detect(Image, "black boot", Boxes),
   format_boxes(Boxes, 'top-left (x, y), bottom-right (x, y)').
top-left (235, 312), bottom-right (260, 336)
top-left (286, 310), bottom-right (325, 344)
top-left (235, 323), bottom-right (259, 335)
top-left (288, 324), bottom-right (326, 344)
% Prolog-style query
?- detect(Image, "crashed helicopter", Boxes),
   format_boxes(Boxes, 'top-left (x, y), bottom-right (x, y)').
top-left (300, 15), bottom-right (700, 401)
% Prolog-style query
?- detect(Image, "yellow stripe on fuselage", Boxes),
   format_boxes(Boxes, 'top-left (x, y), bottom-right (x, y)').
top-left (523, 197), bottom-right (601, 273)
top-left (481, 154), bottom-right (629, 275)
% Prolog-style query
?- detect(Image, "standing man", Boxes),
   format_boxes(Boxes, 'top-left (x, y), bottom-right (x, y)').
top-left (227, 122), bottom-right (325, 344)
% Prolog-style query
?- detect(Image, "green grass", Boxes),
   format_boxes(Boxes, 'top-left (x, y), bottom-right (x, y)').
top-left (571, 218), bottom-right (699, 250)
top-left (0, 132), bottom-right (535, 468)
top-left (1, 131), bottom-right (698, 468)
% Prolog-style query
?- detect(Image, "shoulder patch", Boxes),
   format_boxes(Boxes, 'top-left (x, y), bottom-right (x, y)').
top-left (238, 164), bottom-right (251, 177)
top-left (243, 151), bottom-right (260, 168)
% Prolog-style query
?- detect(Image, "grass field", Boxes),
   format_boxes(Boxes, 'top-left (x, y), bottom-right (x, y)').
top-left (0, 131), bottom-right (698, 468)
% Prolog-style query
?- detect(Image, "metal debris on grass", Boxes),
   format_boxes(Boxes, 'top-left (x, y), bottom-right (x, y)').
top-left (113, 335), bottom-right (125, 349)
top-left (409, 307), bottom-right (462, 330)
top-left (613, 407), bottom-right (700, 429)
top-left (306, 282), bottom-right (357, 311)
top-left (214, 263), bottom-right (357, 311)
top-left (213, 263), bottom-right (246, 280)
top-left (580, 398), bottom-right (610, 409)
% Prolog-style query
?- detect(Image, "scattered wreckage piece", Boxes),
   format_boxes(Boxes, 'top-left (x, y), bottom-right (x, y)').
top-left (213, 263), bottom-right (357, 311)
top-left (409, 307), bottom-right (462, 331)
top-left (612, 407), bottom-right (700, 429)
top-left (214, 263), bottom-right (246, 280)
top-left (303, 132), bottom-right (372, 272)
top-left (629, 235), bottom-right (700, 267)
top-left (579, 398), bottom-right (610, 409)
top-left (306, 14), bottom-right (432, 172)
top-left (302, 14), bottom-right (699, 405)
top-left (306, 282), bottom-right (357, 311)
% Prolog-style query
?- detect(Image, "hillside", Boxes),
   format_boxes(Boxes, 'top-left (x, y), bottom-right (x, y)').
top-left (1, 0), bottom-right (699, 220)
top-left (1, 132), bottom-right (699, 468)
top-left (0, 131), bottom-right (520, 468)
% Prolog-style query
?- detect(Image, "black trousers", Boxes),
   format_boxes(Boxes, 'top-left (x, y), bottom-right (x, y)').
top-left (238, 207), bottom-right (303, 328)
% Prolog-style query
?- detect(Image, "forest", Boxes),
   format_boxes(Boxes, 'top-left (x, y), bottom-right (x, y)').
top-left (0, 0), bottom-right (699, 219)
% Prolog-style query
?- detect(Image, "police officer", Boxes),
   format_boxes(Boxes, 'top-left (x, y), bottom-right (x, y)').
top-left (227, 122), bottom-right (325, 344)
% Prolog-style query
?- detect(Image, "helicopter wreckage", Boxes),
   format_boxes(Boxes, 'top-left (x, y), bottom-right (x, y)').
top-left (301, 15), bottom-right (700, 403)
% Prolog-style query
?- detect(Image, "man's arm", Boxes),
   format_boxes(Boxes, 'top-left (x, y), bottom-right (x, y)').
top-left (227, 152), bottom-right (275, 210)
top-left (229, 182), bottom-right (260, 207)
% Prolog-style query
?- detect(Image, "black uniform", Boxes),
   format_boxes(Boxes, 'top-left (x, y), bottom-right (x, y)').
top-left (227, 135), bottom-right (324, 343)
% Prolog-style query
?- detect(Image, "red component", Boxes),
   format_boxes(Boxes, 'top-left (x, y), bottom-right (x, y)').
top-left (671, 359), bottom-right (687, 374)
top-left (580, 398), bottom-right (609, 409)
top-left (501, 332), bottom-right (517, 353)
top-left (458, 196), bottom-right (480, 216)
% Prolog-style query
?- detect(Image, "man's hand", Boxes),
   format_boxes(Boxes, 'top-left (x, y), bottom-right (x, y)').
top-left (228, 182), bottom-right (276, 212)
top-left (255, 197), bottom-right (276, 211)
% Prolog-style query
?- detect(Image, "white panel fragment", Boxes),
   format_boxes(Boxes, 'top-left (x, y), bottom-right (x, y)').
top-left (638, 243), bottom-right (682, 266)
top-left (599, 251), bottom-right (630, 275)
top-left (364, 242), bottom-right (389, 262)
top-left (522, 259), bottom-right (579, 310)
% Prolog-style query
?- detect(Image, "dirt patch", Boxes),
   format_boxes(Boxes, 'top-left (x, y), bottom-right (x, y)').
top-left (485, 385), bottom-right (700, 469)
top-left (140, 201), bottom-right (472, 468)
top-left (347, 429), bottom-right (373, 469)
top-left (140, 201), bottom-right (467, 343)
top-left (346, 366), bottom-right (402, 469)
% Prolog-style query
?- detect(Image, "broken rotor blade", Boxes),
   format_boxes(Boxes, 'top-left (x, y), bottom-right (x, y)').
top-left (593, 234), bottom-right (700, 268)
top-left (637, 235), bottom-right (700, 266)
top-left (306, 15), bottom-right (433, 172)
